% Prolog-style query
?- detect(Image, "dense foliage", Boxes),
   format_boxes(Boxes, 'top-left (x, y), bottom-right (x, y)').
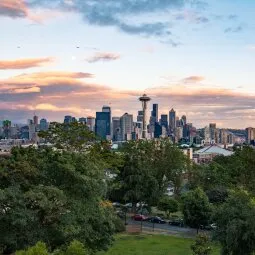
top-left (0, 146), bottom-right (117, 254)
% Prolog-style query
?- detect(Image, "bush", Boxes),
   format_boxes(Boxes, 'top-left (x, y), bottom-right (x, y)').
top-left (16, 242), bottom-right (49, 255)
top-left (113, 217), bottom-right (126, 233)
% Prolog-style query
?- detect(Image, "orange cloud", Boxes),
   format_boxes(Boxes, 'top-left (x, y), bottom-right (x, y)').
top-left (182, 76), bottom-right (205, 83)
top-left (11, 87), bottom-right (41, 94)
top-left (87, 52), bottom-right (120, 63)
top-left (0, 0), bottom-right (28, 18)
top-left (0, 57), bottom-right (53, 70)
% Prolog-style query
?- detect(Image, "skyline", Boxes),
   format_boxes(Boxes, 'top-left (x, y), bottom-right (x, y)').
top-left (1, 0), bottom-right (255, 128)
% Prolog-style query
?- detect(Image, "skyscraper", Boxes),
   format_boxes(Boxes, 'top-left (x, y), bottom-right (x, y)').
top-left (40, 118), bottom-right (48, 131)
top-left (120, 113), bottom-right (133, 141)
top-left (246, 127), bottom-right (255, 144)
top-left (181, 115), bottom-right (187, 126)
top-left (95, 106), bottom-right (111, 140)
top-left (160, 114), bottom-right (168, 129)
top-left (152, 104), bottom-right (158, 122)
top-left (112, 117), bottom-right (121, 141)
top-left (169, 108), bottom-right (176, 132)
top-left (87, 116), bottom-right (95, 132)
top-left (33, 115), bottom-right (39, 126)
top-left (64, 115), bottom-right (73, 124)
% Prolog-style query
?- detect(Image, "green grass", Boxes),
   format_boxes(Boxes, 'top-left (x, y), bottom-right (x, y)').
top-left (98, 234), bottom-right (220, 255)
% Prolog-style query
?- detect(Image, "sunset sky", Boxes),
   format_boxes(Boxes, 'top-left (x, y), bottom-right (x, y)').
top-left (1, 0), bottom-right (255, 128)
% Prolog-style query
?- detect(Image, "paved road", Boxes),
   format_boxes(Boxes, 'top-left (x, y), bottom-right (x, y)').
top-left (127, 219), bottom-right (208, 238)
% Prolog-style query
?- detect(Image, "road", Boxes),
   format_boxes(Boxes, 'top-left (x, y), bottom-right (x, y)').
top-left (127, 219), bottom-right (207, 238)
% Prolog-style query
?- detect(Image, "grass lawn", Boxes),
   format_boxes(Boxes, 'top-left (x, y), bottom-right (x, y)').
top-left (98, 234), bottom-right (220, 255)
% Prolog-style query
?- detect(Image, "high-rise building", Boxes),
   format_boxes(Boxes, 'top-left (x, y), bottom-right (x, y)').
top-left (120, 113), bottom-right (133, 141)
top-left (95, 106), bottom-right (111, 140)
top-left (209, 123), bottom-right (217, 143)
top-left (33, 115), bottom-right (39, 126)
top-left (3, 120), bottom-right (11, 139)
top-left (64, 116), bottom-right (73, 124)
top-left (160, 114), bottom-right (168, 129)
top-left (154, 122), bottom-right (162, 138)
top-left (87, 116), bottom-right (95, 132)
top-left (112, 117), bottom-right (121, 141)
top-left (246, 127), bottom-right (255, 144)
top-left (181, 115), bottom-right (187, 126)
top-left (220, 129), bottom-right (228, 145)
top-left (152, 104), bottom-right (158, 122)
top-left (79, 117), bottom-right (87, 124)
top-left (137, 110), bottom-right (144, 122)
top-left (169, 108), bottom-right (176, 132)
top-left (40, 118), bottom-right (48, 131)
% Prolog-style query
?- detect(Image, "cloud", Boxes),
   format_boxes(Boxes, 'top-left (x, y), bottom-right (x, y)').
top-left (228, 14), bottom-right (238, 20)
top-left (196, 16), bottom-right (209, 23)
top-left (224, 25), bottom-right (243, 33)
top-left (0, 57), bottom-right (53, 70)
top-left (11, 87), bottom-right (41, 94)
top-left (182, 76), bottom-right (205, 83)
top-left (87, 52), bottom-right (120, 63)
top-left (23, 0), bottom-right (208, 41)
top-left (0, 0), bottom-right (27, 18)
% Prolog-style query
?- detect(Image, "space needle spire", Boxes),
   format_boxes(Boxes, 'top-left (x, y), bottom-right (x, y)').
top-left (139, 94), bottom-right (151, 139)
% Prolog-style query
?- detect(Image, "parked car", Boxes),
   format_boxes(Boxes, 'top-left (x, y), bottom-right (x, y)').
top-left (169, 217), bottom-right (184, 227)
top-left (124, 203), bottom-right (133, 208)
top-left (148, 216), bottom-right (166, 224)
top-left (133, 214), bottom-right (148, 221)
top-left (200, 223), bottom-right (217, 230)
top-left (116, 210), bottom-right (125, 219)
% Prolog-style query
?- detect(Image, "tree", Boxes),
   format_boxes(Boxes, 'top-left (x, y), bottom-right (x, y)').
top-left (214, 190), bottom-right (255, 255)
top-left (0, 147), bottom-right (117, 254)
top-left (191, 234), bottom-right (212, 255)
top-left (157, 197), bottom-right (179, 218)
top-left (111, 139), bottom-right (189, 208)
top-left (38, 122), bottom-right (96, 152)
top-left (182, 188), bottom-right (212, 233)
top-left (16, 240), bottom-right (89, 255)
top-left (16, 242), bottom-right (48, 255)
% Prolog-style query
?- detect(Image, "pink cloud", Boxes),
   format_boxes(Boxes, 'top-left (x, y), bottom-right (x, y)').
top-left (87, 52), bottom-right (120, 63)
top-left (0, 57), bottom-right (53, 70)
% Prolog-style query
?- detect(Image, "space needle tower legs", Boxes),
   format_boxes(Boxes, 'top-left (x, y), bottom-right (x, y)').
top-left (139, 94), bottom-right (151, 139)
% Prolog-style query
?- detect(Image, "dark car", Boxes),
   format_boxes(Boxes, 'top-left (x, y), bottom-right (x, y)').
top-left (169, 218), bottom-right (184, 227)
top-left (148, 216), bottom-right (166, 224)
top-left (133, 214), bottom-right (148, 221)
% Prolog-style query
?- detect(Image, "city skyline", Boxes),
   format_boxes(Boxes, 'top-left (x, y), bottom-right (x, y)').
top-left (1, 0), bottom-right (255, 128)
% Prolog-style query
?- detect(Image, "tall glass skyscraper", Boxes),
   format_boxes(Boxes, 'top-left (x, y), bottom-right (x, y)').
top-left (95, 106), bottom-right (111, 139)
top-left (152, 104), bottom-right (158, 122)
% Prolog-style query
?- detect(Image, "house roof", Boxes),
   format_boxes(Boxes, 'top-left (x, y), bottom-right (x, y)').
top-left (195, 145), bottom-right (233, 156)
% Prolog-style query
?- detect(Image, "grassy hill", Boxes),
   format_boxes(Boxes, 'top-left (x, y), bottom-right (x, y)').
top-left (98, 234), bottom-right (220, 255)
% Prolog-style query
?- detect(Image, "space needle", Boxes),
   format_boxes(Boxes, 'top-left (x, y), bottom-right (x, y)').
top-left (139, 94), bottom-right (151, 139)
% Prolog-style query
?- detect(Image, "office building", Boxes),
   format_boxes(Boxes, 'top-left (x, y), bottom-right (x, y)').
top-left (79, 117), bottom-right (87, 124)
top-left (154, 122), bottom-right (162, 138)
top-left (246, 127), bottom-right (255, 144)
top-left (33, 115), bottom-right (39, 126)
top-left (87, 116), bottom-right (95, 132)
top-left (112, 117), bottom-right (121, 141)
top-left (160, 114), bottom-right (168, 129)
top-left (120, 113), bottom-right (133, 141)
top-left (40, 118), bottom-right (48, 131)
top-left (152, 104), bottom-right (158, 122)
top-left (95, 106), bottom-right (111, 140)
top-left (64, 116), bottom-right (73, 124)
top-left (169, 108), bottom-right (176, 132)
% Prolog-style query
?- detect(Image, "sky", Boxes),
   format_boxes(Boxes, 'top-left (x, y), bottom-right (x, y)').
top-left (1, 0), bottom-right (255, 128)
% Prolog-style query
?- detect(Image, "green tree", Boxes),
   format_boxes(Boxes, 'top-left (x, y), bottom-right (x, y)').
top-left (16, 242), bottom-right (49, 255)
top-left (0, 147), bottom-right (116, 253)
top-left (111, 139), bottom-right (189, 207)
top-left (65, 240), bottom-right (89, 255)
top-left (182, 188), bottom-right (212, 233)
top-left (38, 122), bottom-right (96, 152)
top-left (214, 190), bottom-right (255, 255)
top-left (157, 197), bottom-right (179, 218)
top-left (191, 234), bottom-right (212, 255)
